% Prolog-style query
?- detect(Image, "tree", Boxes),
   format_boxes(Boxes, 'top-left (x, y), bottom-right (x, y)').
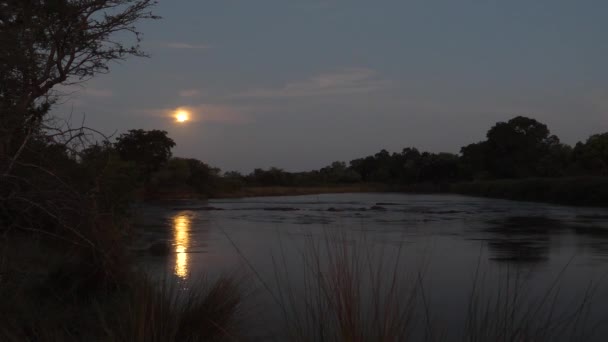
top-left (571, 133), bottom-right (608, 176)
top-left (0, 0), bottom-right (157, 248)
top-left (486, 116), bottom-right (560, 178)
top-left (460, 116), bottom-right (560, 179)
top-left (460, 141), bottom-right (491, 180)
top-left (79, 142), bottom-right (138, 213)
top-left (319, 161), bottom-right (361, 183)
top-left (248, 167), bottom-right (293, 186)
top-left (184, 158), bottom-right (220, 194)
top-left (536, 143), bottom-right (572, 177)
top-left (114, 129), bottom-right (175, 179)
top-left (418, 152), bottom-right (460, 183)
top-left (394, 147), bottom-right (422, 183)
top-left (1, 0), bottom-right (158, 171)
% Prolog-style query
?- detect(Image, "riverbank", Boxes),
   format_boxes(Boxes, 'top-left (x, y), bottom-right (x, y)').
top-left (143, 177), bottom-right (608, 207)
top-left (450, 177), bottom-right (608, 207)
top-left (216, 177), bottom-right (608, 207)
top-left (213, 184), bottom-right (388, 198)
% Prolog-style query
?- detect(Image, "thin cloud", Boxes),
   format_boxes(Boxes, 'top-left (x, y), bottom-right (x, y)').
top-left (237, 68), bottom-right (390, 98)
top-left (194, 104), bottom-right (253, 125)
top-left (179, 89), bottom-right (202, 98)
top-left (166, 42), bottom-right (210, 50)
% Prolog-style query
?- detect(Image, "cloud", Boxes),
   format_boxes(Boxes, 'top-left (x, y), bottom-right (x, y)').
top-left (190, 104), bottom-right (253, 124)
top-left (236, 68), bottom-right (390, 99)
top-left (166, 42), bottom-right (210, 50)
top-left (179, 89), bottom-right (202, 98)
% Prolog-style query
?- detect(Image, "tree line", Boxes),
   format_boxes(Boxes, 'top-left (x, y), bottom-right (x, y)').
top-left (97, 115), bottom-right (608, 196)
top-left (222, 116), bottom-right (608, 188)
top-left (12, 114), bottom-right (608, 203)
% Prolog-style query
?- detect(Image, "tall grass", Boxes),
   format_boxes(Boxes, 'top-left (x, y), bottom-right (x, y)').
top-left (252, 232), bottom-right (602, 342)
top-left (109, 273), bottom-right (248, 342)
top-left (0, 273), bottom-right (248, 342)
top-left (269, 233), bottom-right (420, 341)
top-left (463, 258), bottom-right (599, 342)
top-left (0, 234), bottom-right (249, 342)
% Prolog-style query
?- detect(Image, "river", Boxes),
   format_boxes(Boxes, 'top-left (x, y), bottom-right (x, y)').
top-left (136, 193), bottom-right (608, 341)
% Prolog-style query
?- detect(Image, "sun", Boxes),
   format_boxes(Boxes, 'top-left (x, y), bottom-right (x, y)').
top-left (175, 110), bottom-right (190, 123)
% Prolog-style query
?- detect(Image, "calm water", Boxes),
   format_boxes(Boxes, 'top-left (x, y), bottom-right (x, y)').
top-left (136, 193), bottom-right (608, 340)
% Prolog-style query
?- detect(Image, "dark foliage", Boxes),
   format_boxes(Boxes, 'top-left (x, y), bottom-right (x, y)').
top-left (115, 129), bottom-right (176, 180)
top-left (233, 116), bottom-right (608, 195)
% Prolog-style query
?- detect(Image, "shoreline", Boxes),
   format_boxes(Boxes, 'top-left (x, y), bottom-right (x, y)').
top-left (142, 177), bottom-right (608, 208)
top-left (212, 184), bottom-right (392, 199)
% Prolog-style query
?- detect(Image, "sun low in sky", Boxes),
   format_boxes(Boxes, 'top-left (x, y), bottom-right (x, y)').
top-left (174, 109), bottom-right (190, 123)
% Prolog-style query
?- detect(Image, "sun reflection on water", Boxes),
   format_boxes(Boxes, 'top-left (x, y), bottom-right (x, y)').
top-left (173, 214), bottom-right (191, 278)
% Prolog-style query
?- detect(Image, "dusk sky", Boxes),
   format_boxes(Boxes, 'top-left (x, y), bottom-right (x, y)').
top-left (54, 0), bottom-right (608, 172)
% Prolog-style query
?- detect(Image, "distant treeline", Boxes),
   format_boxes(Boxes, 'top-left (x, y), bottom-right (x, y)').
top-left (76, 116), bottom-right (608, 202)
top-left (221, 116), bottom-right (608, 187)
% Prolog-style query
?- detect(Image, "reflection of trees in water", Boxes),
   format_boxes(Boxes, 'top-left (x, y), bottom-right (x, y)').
top-left (483, 216), bottom-right (558, 263)
top-left (572, 223), bottom-right (608, 257)
top-left (483, 215), bottom-right (608, 262)
top-left (486, 238), bottom-right (550, 263)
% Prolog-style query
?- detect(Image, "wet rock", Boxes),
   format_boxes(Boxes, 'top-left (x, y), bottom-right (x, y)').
top-left (370, 205), bottom-right (386, 211)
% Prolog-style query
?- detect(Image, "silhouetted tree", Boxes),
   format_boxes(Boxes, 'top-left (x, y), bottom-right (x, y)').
top-left (319, 161), bottom-right (361, 183)
top-left (487, 116), bottom-right (560, 177)
top-left (248, 167), bottom-right (293, 186)
top-left (460, 142), bottom-right (491, 180)
top-left (571, 133), bottom-right (608, 176)
top-left (114, 129), bottom-right (175, 180)
top-left (184, 158), bottom-right (220, 194)
top-left (419, 152), bottom-right (460, 183)
top-left (0, 0), bottom-right (158, 172)
top-left (536, 143), bottom-right (572, 177)
top-left (393, 147), bottom-right (423, 183)
top-left (79, 142), bottom-right (138, 213)
top-left (460, 116), bottom-right (561, 178)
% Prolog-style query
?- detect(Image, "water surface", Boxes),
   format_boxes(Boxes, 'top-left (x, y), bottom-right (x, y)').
top-left (136, 193), bottom-right (608, 340)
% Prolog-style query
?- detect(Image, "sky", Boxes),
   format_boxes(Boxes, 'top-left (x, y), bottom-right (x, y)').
top-left (54, 0), bottom-right (608, 172)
